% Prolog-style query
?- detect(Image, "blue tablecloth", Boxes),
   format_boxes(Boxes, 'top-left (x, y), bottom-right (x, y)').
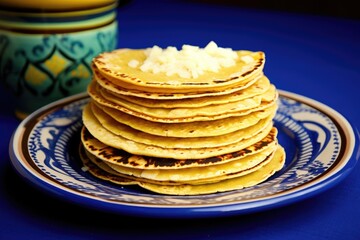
top-left (1, 0), bottom-right (359, 239)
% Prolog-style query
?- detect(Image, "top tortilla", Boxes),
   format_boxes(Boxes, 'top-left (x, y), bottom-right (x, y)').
top-left (92, 49), bottom-right (265, 93)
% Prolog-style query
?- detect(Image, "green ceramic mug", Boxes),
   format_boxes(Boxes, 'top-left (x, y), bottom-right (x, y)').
top-left (0, 0), bottom-right (118, 119)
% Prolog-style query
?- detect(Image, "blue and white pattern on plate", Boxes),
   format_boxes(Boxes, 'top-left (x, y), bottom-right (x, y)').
top-left (9, 90), bottom-right (358, 218)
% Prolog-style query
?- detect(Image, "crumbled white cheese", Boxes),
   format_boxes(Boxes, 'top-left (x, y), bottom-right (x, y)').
top-left (129, 41), bottom-right (238, 78)
top-left (240, 55), bottom-right (255, 64)
top-left (128, 59), bottom-right (140, 68)
top-left (81, 166), bottom-right (89, 172)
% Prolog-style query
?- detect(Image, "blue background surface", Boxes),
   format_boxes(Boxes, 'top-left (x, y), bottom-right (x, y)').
top-left (1, 0), bottom-right (359, 239)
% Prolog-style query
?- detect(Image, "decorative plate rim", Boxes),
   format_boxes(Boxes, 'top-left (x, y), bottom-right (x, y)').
top-left (9, 90), bottom-right (359, 218)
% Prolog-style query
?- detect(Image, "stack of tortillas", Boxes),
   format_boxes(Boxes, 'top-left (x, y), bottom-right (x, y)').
top-left (80, 41), bottom-right (286, 195)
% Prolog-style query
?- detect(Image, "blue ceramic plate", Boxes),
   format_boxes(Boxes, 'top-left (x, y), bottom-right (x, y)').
top-left (9, 90), bottom-right (358, 218)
